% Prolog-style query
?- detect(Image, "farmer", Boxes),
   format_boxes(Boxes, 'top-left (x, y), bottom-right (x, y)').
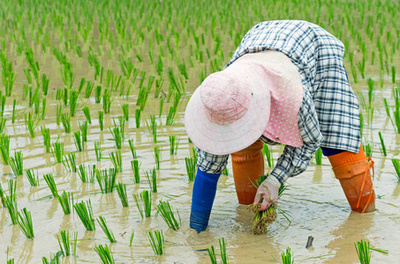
top-left (184, 20), bottom-right (376, 233)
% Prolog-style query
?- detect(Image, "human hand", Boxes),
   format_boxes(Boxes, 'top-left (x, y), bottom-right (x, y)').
top-left (253, 177), bottom-right (280, 211)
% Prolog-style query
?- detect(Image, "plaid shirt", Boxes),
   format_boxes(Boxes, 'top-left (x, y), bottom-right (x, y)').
top-left (196, 20), bottom-right (361, 184)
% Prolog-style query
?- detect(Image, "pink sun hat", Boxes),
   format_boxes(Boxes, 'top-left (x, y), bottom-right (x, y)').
top-left (185, 51), bottom-right (303, 155)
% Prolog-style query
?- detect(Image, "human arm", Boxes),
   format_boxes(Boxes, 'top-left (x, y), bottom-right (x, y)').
top-left (254, 89), bottom-right (323, 209)
top-left (190, 148), bottom-right (229, 232)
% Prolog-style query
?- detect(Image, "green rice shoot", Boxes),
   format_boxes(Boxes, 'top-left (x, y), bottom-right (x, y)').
top-left (97, 216), bottom-right (116, 243)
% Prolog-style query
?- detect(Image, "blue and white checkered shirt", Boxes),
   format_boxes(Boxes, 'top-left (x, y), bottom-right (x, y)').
top-left (196, 20), bottom-right (361, 185)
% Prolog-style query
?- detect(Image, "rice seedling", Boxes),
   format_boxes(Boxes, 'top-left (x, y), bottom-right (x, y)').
top-left (131, 159), bottom-right (140, 183)
top-left (0, 117), bottom-right (6, 133)
top-left (207, 244), bottom-right (217, 264)
top-left (12, 99), bottom-right (16, 123)
top-left (63, 152), bottom-right (77, 172)
top-left (116, 182), bottom-right (129, 207)
top-left (158, 97), bottom-right (164, 118)
top-left (314, 147), bottom-right (323, 165)
top-left (34, 94), bottom-right (41, 115)
top-left (77, 77), bottom-right (86, 93)
top-left (248, 174), bottom-right (289, 234)
top-left (122, 103), bottom-right (129, 121)
top-left (41, 126), bottom-right (51, 153)
top-left (69, 90), bottom-right (78, 117)
top-left (25, 169), bottom-right (39, 186)
top-left (95, 168), bottom-right (117, 193)
top-left (392, 158), bottom-right (400, 181)
top-left (281, 247), bottom-right (294, 264)
top-left (185, 157), bottom-right (196, 181)
top-left (133, 190), bottom-right (152, 218)
top-left (94, 244), bottom-right (115, 264)
top-left (98, 111), bottom-right (104, 131)
top-left (107, 151), bottom-right (121, 172)
top-left (165, 105), bottom-right (177, 126)
top-left (56, 104), bottom-right (62, 126)
top-left (57, 230), bottom-right (71, 256)
top-left (155, 79), bottom-right (164, 98)
top-left (52, 141), bottom-right (64, 163)
top-left (57, 191), bottom-right (73, 214)
top-left (41, 98), bottom-right (46, 120)
top-left (42, 253), bottom-right (62, 264)
top-left (147, 115), bottom-right (157, 143)
top-left (394, 110), bottom-right (400, 134)
top-left (154, 145), bottom-right (160, 170)
top-left (262, 144), bottom-right (274, 167)
top-left (84, 81), bottom-right (94, 98)
top-left (169, 136), bottom-right (179, 155)
top-left (97, 216), bottom-right (116, 243)
top-left (135, 109), bottom-right (141, 128)
top-left (146, 168), bottom-right (157, 193)
top-left (61, 113), bottom-right (71, 133)
top-left (116, 116), bottom-right (126, 138)
top-left (73, 131), bottom-right (84, 152)
top-left (103, 89), bottom-right (111, 114)
top-left (147, 230), bottom-right (165, 255)
top-left (0, 133), bottom-right (10, 164)
top-left (24, 112), bottom-right (39, 138)
top-left (94, 141), bottom-right (102, 161)
top-left (178, 60), bottom-right (189, 80)
top-left (354, 239), bottom-right (384, 264)
top-left (94, 85), bottom-right (102, 103)
top-left (128, 139), bottom-right (137, 159)
top-left (82, 107), bottom-right (92, 124)
top-left (73, 199), bottom-right (96, 231)
top-left (61, 62), bottom-right (75, 89)
top-left (7, 246), bottom-right (14, 264)
top-left (9, 151), bottom-right (23, 176)
top-left (109, 127), bottom-right (122, 149)
top-left (392, 65), bottom-right (396, 84)
top-left (137, 87), bottom-right (150, 111)
top-left (25, 49), bottom-right (40, 86)
top-left (72, 231), bottom-right (78, 255)
top-left (18, 207), bottom-right (34, 239)
top-left (2, 180), bottom-right (18, 224)
top-left (63, 88), bottom-right (68, 106)
top-left (364, 143), bottom-right (373, 158)
top-left (78, 163), bottom-right (96, 183)
top-left (129, 228), bottom-right (135, 247)
top-left (378, 131), bottom-right (387, 156)
top-left (207, 237), bottom-right (228, 264)
top-left (43, 173), bottom-right (58, 197)
top-left (156, 200), bottom-right (181, 231)
top-left (367, 78), bottom-right (375, 109)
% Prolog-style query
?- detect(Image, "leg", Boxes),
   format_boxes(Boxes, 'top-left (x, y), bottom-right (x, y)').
top-left (231, 140), bottom-right (265, 205)
top-left (326, 145), bottom-right (375, 213)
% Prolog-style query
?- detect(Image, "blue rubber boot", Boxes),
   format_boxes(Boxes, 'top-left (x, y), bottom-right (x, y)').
top-left (190, 168), bottom-right (221, 233)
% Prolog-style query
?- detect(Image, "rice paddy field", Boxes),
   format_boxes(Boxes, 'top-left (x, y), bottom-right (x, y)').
top-left (0, 0), bottom-right (399, 263)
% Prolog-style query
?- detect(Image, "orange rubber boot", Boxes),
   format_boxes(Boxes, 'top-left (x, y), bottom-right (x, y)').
top-left (231, 140), bottom-right (264, 205)
top-left (328, 146), bottom-right (375, 213)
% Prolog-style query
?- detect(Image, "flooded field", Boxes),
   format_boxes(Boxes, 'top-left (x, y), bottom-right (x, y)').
top-left (0, 0), bottom-right (399, 263)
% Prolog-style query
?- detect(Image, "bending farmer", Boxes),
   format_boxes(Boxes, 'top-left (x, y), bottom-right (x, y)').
top-left (184, 20), bottom-right (376, 233)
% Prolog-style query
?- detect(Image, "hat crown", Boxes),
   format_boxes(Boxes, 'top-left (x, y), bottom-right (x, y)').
top-left (200, 73), bottom-right (251, 125)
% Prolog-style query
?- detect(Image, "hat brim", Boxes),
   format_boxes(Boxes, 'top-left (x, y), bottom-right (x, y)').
top-left (185, 84), bottom-right (270, 155)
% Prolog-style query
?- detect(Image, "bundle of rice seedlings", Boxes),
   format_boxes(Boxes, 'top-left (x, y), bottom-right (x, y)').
top-left (247, 174), bottom-right (288, 235)
top-left (247, 203), bottom-right (277, 235)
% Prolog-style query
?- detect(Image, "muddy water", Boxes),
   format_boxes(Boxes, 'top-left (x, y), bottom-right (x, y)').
top-left (1, 68), bottom-right (400, 264)
top-left (1, 13), bottom-right (400, 264)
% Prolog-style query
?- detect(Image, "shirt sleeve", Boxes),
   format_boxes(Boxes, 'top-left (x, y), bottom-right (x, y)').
top-left (269, 88), bottom-right (323, 185)
top-left (196, 147), bottom-right (229, 175)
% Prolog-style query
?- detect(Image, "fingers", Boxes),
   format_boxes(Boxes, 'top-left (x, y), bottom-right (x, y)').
top-left (253, 193), bottom-right (261, 205)
top-left (258, 196), bottom-right (271, 211)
